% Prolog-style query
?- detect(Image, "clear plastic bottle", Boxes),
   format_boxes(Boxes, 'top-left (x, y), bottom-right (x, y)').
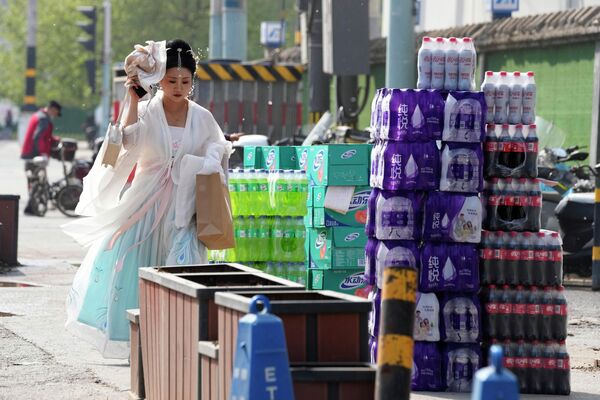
top-left (458, 37), bottom-right (476, 90)
top-left (522, 71), bottom-right (537, 124)
top-left (444, 37), bottom-right (459, 90)
top-left (417, 36), bottom-right (433, 89)
top-left (481, 71), bottom-right (496, 124)
top-left (431, 37), bottom-right (446, 90)
top-left (494, 71), bottom-right (510, 124)
top-left (508, 72), bottom-right (524, 124)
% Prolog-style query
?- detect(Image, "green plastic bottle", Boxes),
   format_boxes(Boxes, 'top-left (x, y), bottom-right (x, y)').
top-left (257, 216), bottom-right (271, 262)
top-left (272, 216), bottom-right (284, 262)
top-left (246, 216), bottom-right (257, 261)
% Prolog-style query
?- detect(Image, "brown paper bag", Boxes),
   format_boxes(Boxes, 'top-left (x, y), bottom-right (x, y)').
top-left (101, 141), bottom-right (121, 168)
top-left (196, 173), bottom-right (235, 249)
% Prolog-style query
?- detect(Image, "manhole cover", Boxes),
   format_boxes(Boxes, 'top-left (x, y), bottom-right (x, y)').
top-left (0, 281), bottom-right (41, 288)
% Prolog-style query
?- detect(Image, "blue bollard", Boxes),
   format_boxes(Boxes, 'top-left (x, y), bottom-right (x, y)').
top-left (230, 295), bottom-right (294, 400)
top-left (471, 345), bottom-right (520, 400)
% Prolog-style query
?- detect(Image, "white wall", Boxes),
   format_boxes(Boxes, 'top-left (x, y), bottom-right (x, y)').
top-left (375, 0), bottom-right (600, 37)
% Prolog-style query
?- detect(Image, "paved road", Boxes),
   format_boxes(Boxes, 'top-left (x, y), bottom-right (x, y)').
top-left (1, 138), bottom-right (599, 399)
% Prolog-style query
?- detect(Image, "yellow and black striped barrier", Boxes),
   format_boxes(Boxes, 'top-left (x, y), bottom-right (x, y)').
top-left (195, 62), bottom-right (304, 83)
top-left (375, 267), bottom-right (417, 400)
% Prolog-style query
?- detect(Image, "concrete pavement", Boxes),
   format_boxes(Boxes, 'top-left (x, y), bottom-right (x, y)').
top-left (1, 138), bottom-right (600, 399)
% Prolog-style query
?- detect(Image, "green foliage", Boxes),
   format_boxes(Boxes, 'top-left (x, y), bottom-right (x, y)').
top-left (0, 0), bottom-right (297, 110)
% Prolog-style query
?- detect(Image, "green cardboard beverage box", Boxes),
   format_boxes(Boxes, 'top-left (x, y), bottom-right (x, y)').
top-left (308, 226), bottom-right (367, 269)
top-left (296, 146), bottom-right (311, 172)
top-left (307, 268), bottom-right (370, 298)
top-left (304, 207), bottom-right (313, 228)
top-left (307, 144), bottom-right (371, 186)
top-left (307, 186), bottom-right (313, 207)
top-left (261, 146), bottom-right (298, 171)
top-left (311, 186), bottom-right (371, 228)
top-left (243, 146), bottom-right (264, 168)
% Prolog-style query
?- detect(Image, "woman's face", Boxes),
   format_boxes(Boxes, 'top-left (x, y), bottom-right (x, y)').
top-left (160, 68), bottom-right (193, 103)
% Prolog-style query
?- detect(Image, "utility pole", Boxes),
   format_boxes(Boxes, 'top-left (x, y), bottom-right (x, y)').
top-left (209, 0), bottom-right (223, 59)
top-left (385, 0), bottom-right (415, 88)
top-left (102, 0), bottom-right (111, 127)
top-left (307, 0), bottom-right (330, 123)
top-left (222, 0), bottom-right (247, 60)
top-left (18, 0), bottom-right (37, 144)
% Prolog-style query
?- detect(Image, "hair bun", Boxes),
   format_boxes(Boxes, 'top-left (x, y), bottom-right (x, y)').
top-left (165, 39), bottom-right (196, 74)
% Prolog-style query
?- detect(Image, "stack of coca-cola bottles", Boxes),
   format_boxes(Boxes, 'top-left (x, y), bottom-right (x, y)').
top-left (480, 70), bottom-right (571, 395)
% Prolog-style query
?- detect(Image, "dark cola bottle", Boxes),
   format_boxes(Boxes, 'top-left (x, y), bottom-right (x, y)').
top-left (547, 231), bottom-right (563, 286)
top-left (520, 232), bottom-right (534, 286)
top-left (528, 178), bottom-right (542, 231)
top-left (486, 178), bottom-right (501, 231)
top-left (526, 286), bottom-right (541, 341)
top-left (556, 340), bottom-right (571, 395)
top-left (484, 284), bottom-right (499, 339)
top-left (484, 123), bottom-right (499, 178)
top-left (542, 341), bottom-right (557, 395)
top-left (540, 286), bottom-right (554, 342)
top-left (498, 123), bottom-right (512, 171)
top-left (511, 124), bottom-right (526, 174)
top-left (513, 340), bottom-right (529, 393)
top-left (498, 285), bottom-right (513, 340)
top-left (528, 341), bottom-right (544, 394)
top-left (525, 124), bottom-right (538, 177)
top-left (533, 232), bottom-right (548, 286)
top-left (495, 231), bottom-right (507, 285)
top-left (553, 286), bottom-right (568, 341)
top-left (480, 231), bottom-right (494, 285)
top-left (506, 231), bottom-right (521, 286)
top-left (502, 339), bottom-right (516, 371)
top-left (512, 285), bottom-right (527, 340)
top-left (497, 178), bottom-right (513, 229)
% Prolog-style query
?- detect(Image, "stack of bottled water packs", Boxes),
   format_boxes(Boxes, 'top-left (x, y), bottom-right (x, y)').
top-left (479, 70), bottom-right (571, 396)
top-left (366, 37), bottom-right (485, 394)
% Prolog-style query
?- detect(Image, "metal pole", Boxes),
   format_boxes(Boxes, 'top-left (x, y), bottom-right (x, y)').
top-left (102, 0), bottom-right (111, 128)
top-left (594, 177), bottom-right (600, 290)
top-left (375, 266), bottom-right (417, 400)
top-left (385, 0), bottom-right (415, 88)
top-left (308, 0), bottom-right (330, 123)
top-left (209, 0), bottom-right (222, 59)
top-left (19, 0), bottom-right (36, 144)
top-left (222, 0), bottom-right (247, 61)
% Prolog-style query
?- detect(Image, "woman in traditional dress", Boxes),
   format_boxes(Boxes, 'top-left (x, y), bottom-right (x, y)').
top-left (63, 39), bottom-right (231, 358)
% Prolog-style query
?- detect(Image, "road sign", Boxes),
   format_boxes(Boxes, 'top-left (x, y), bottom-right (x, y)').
top-left (261, 21), bottom-right (286, 48)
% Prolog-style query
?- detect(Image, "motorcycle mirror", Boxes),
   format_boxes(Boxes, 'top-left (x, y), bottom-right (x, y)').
top-left (568, 151), bottom-right (589, 161)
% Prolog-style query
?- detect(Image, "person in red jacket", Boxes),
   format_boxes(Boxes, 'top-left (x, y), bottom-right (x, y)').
top-left (21, 100), bottom-right (62, 215)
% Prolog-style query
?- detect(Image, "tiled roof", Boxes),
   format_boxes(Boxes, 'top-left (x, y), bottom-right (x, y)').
top-left (371, 6), bottom-right (600, 64)
top-left (279, 6), bottom-right (600, 65)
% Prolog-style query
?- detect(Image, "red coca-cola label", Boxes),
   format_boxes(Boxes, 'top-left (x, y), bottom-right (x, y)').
top-left (542, 304), bottom-right (554, 316)
top-left (515, 357), bottom-right (528, 369)
top-left (514, 304), bottom-right (526, 315)
top-left (530, 196), bottom-right (542, 207)
top-left (529, 357), bottom-right (542, 369)
top-left (501, 142), bottom-right (513, 152)
top-left (485, 141), bottom-right (498, 152)
top-left (534, 249), bottom-right (548, 262)
top-left (499, 303), bottom-right (512, 314)
top-left (557, 358), bottom-right (570, 370)
top-left (507, 249), bottom-right (520, 261)
top-left (554, 304), bottom-right (568, 316)
top-left (527, 304), bottom-right (541, 315)
top-left (549, 250), bottom-right (563, 262)
top-left (512, 142), bottom-right (526, 152)
top-left (502, 195), bottom-right (515, 206)
top-left (527, 142), bottom-right (539, 152)
top-left (486, 303), bottom-right (499, 314)
top-left (488, 195), bottom-right (500, 206)
top-left (505, 356), bottom-right (515, 369)
top-left (495, 248), bottom-right (506, 261)
top-left (513, 196), bottom-right (529, 207)
top-left (481, 248), bottom-right (494, 260)
top-left (522, 249), bottom-right (534, 261)
top-left (543, 358), bottom-right (557, 369)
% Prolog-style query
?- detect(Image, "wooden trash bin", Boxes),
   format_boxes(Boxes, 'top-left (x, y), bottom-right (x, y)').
top-left (214, 290), bottom-right (371, 400)
top-left (198, 341), bottom-right (220, 400)
top-left (126, 309), bottom-right (145, 400)
top-left (138, 267), bottom-right (302, 400)
top-left (291, 363), bottom-right (376, 400)
top-left (197, 341), bottom-right (374, 400)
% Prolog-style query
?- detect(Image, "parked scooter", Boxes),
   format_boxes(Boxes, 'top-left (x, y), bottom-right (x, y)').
top-left (537, 119), bottom-right (598, 276)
